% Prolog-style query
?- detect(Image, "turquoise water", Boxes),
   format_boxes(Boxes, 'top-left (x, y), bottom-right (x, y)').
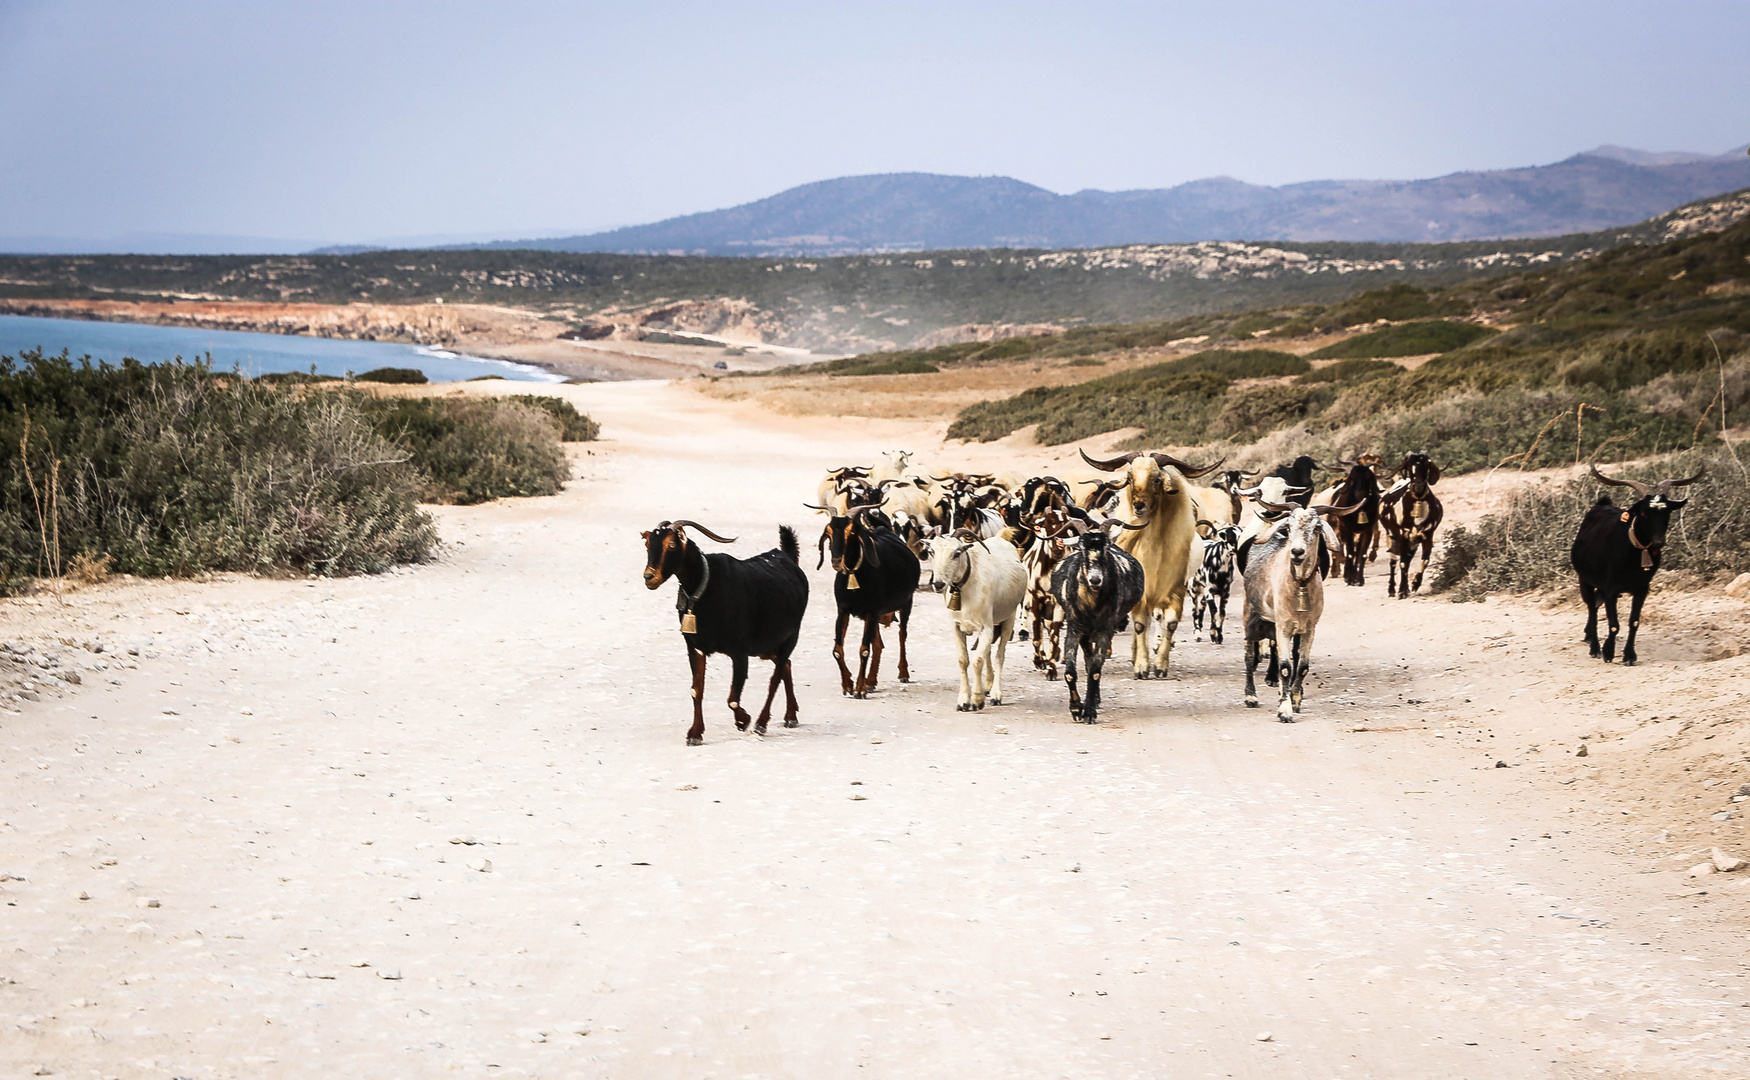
top-left (0, 314), bottom-right (562, 383)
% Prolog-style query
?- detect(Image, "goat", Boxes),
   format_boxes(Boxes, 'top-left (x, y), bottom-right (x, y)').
top-left (1379, 451), bottom-right (1444, 597)
top-left (1189, 521), bottom-right (1242, 643)
top-left (642, 520), bottom-right (809, 746)
top-left (1241, 500), bottom-right (1357, 721)
top-left (1571, 464), bottom-right (1704, 665)
top-left (819, 505), bottom-right (921, 698)
top-left (934, 482), bottom-right (1006, 539)
top-left (1007, 505), bottom-right (1076, 679)
top-left (1050, 521), bottom-right (1147, 723)
top-left (1235, 475), bottom-right (1312, 546)
top-left (871, 450), bottom-right (920, 485)
top-left (1323, 457), bottom-right (1385, 586)
top-left (1080, 448), bottom-right (1223, 679)
top-left (925, 531), bottom-right (1027, 710)
top-left (1271, 456), bottom-right (1318, 507)
top-left (815, 466), bottom-right (870, 514)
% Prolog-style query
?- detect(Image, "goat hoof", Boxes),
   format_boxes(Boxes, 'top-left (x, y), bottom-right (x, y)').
top-left (1279, 715), bottom-right (1296, 723)
top-left (734, 718), bottom-right (751, 731)
top-left (686, 736), bottom-right (703, 746)
top-left (754, 723), bottom-right (769, 736)
top-left (989, 696), bottom-right (1002, 706)
top-left (783, 718), bottom-right (799, 728)
top-left (1245, 698), bottom-right (1259, 708)
top-left (957, 703), bottom-right (972, 712)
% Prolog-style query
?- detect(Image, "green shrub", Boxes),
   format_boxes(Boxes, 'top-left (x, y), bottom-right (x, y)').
top-left (356, 367), bottom-right (429, 384)
top-left (1432, 448), bottom-right (1744, 599)
top-left (1154, 348), bottom-right (1310, 380)
top-left (1297, 359), bottom-right (1404, 384)
top-left (511, 395), bottom-right (600, 441)
top-left (0, 350), bottom-right (436, 591)
top-left (1555, 331), bottom-right (1721, 391)
top-left (828, 356), bottom-right (940, 376)
top-left (1310, 320), bottom-right (1497, 359)
top-left (1315, 284), bottom-right (1470, 330)
top-left (1216, 384), bottom-right (1335, 439)
top-left (257, 370), bottom-right (342, 385)
top-left (361, 395), bottom-right (570, 504)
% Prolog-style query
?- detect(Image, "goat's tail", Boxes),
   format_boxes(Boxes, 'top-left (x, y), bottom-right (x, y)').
top-left (1593, 494), bottom-right (1614, 508)
top-left (777, 524), bottom-right (801, 563)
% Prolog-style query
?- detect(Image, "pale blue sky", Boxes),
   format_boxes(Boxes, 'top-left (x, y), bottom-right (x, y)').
top-left (2, 0), bottom-right (1746, 248)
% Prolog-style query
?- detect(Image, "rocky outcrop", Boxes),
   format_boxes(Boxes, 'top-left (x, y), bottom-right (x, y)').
top-left (0, 299), bottom-right (553, 348)
top-left (912, 323), bottom-right (1064, 349)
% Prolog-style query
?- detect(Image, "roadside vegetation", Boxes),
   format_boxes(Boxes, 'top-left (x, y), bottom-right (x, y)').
top-left (942, 216), bottom-right (1750, 476)
top-left (0, 351), bottom-right (602, 593)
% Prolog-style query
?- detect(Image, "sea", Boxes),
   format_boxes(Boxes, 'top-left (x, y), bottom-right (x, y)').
top-left (0, 314), bottom-right (563, 383)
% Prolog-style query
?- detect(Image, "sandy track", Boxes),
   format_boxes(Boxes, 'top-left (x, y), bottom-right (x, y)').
top-left (1, 381), bottom-right (1747, 1079)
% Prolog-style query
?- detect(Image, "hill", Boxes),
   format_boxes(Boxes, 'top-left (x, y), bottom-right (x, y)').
top-left (465, 149), bottom-right (1750, 256)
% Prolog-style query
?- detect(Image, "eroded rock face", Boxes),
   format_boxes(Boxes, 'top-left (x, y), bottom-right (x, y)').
top-left (912, 323), bottom-right (1064, 349)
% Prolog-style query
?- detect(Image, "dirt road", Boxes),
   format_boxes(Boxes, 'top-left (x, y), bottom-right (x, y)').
top-left (2, 381), bottom-right (1746, 1079)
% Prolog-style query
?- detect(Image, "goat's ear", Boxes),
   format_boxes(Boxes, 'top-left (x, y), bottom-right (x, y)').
top-left (816, 529), bottom-right (829, 570)
top-left (1667, 498), bottom-right (1688, 510)
top-left (1427, 463), bottom-right (1442, 485)
top-left (861, 529), bottom-right (882, 569)
top-left (640, 531), bottom-right (651, 542)
top-left (1317, 541), bottom-right (1331, 580)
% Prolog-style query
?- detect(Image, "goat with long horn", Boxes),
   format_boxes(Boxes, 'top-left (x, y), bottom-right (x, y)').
top-left (1571, 464), bottom-right (1703, 665)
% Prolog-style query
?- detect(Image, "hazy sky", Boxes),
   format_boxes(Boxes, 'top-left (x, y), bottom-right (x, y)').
top-left (2, 0), bottom-right (1747, 247)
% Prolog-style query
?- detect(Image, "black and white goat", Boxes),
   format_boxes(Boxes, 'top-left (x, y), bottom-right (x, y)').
top-left (1571, 463), bottom-right (1704, 665)
top-left (819, 506), bottom-right (921, 698)
top-left (1189, 521), bottom-right (1242, 643)
top-left (1049, 522), bottom-right (1146, 724)
top-left (642, 520), bottom-right (809, 745)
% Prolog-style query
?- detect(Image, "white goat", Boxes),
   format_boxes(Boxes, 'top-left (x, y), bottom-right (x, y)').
top-left (1240, 501), bottom-right (1356, 720)
top-left (925, 533), bottom-right (1027, 711)
top-left (871, 450), bottom-right (922, 486)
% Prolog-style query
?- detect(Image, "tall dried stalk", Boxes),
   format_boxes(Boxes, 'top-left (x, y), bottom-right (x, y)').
top-left (19, 409), bottom-right (64, 599)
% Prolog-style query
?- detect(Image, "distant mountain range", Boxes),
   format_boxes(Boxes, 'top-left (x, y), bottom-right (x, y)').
top-left (459, 145), bottom-right (1750, 256)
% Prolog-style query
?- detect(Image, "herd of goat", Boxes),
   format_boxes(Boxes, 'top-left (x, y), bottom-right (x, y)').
top-left (642, 449), bottom-right (1704, 744)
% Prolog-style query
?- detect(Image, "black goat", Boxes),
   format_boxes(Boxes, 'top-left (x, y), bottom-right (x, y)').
top-left (1271, 456), bottom-right (1318, 508)
top-left (1049, 524), bottom-right (1146, 723)
top-left (1325, 458), bottom-right (1384, 586)
top-left (820, 506), bottom-right (921, 698)
top-left (642, 520), bottom-right (809, 746)
top-left (1571, 464), bottom-right (1704, 665)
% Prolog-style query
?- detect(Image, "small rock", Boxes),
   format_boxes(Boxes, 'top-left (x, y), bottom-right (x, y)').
top-left (1712, 812), bottom-right (1735, 821)
top-left (869, 736), bottom-right (883, 744)
top-left (1575, 744), bottom-right (1588, 758)
top-left (239, 707), bottom-right (253, 715)
top-left (449, 835), bottom-right (478, 845)
top-left (135, 897), bottom-right (159, 908)
top-left (404, 891), bottom-right (421, 901)
top-left (76, 891), bottom-right (90, 901)
top-left (517, 1028), bottom-right (547, 1043)
top-left (1495, 760), bottom-right (1509, 769)
top-left (376, 967), bottom-right (403, 980)
top-left (565, 1021), bottom-right (591, 1036)
top-left (468, 858), bottom-right (491, 873)
top-left (1689, 862), bottom-right (1716, 877)
top-left (31, 1066), bottom-right (50, 1076)
top-left (1739, 783), bottom-right (1750, 797)
top-left (1725, 571), bottom-right (1750, 598)
top-left (62, 671), bottom-right (80, 685)
top-left (849, 794), bottom-right (867, 801)
top-left (350, 960), bottom-right (371, 968)
top-left (1256, 1031), bottom-right (1273, 1042)
top-left (993, 725), bottom-right (1009, 735)
top-left (676, 783), bottom-right (698, 791)
top-left (1711, 847), bottom-right (1746, 872)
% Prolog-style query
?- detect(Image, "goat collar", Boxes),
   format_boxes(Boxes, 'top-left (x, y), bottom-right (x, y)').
top-left (1624, 512), bottom-right (1655, 569)
top-left (674, 549), bottom-right (711, 618)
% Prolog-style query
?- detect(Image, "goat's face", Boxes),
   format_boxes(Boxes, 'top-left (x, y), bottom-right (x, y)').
top-left (1078, 532), bottom-right (1111, 590)
top-left (1120, 457), bottom-right (1166, 521)
top-left (1629, 494), bottom-right (1685, 552)
top-left (1283, 509), bottom-right (1325, 573)
top-left (641, 522), bottom-right (687, 590)
top-left (1399, 452), bottom-right (1440, 496)
top-left (820, 513), bottom-right (881, 577)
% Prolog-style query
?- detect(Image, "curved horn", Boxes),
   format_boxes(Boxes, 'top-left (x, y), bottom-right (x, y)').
top-left (1150, 452), bottom-right (1226, 479)
top-left (1046, 519), bottom-right (1088, 538)
top-left (1588, 463), bottom-right (1652, 497)
top-left (1657, 467), bottom-right (1706, 493)
top-left (1311, 502), bottom-right (1364, 517)
top-left (1256, 499), bottom-right (1299, 514)
top-left (1283, 485), bottom-right (1313, 496)
top-left (1236, 485), bottom-right (1262, 497)
top-left (847, 504), bottom-right (885, 519)
top-left (802, 502), bottom-right (831, 512)
top-left (1099, 514), bottom-right (1149, 531)
top-left (1080, 447), bottom-right (1136, 472)
top-left (669, 519), bottom-right (737, 543)
top-left (930, 473), bottom-right (956, 482)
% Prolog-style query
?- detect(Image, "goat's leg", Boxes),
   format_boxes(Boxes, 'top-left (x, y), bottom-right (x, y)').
top-left (1062, 625), bottom-right (1084, 721)
top-left (866, 620), bottom-right (885, 693)
top-left (990, 620), bottom-right (1009, 706)
top-left (753, 657), bottom-right (785, 734)
top-left (779, 658), bottom-right (801, 727)
top-left (1410, 536), bottom-right (1433, 594)
top-left (1601, 592), bottom-right (1622, 663)
top-left (1622, 589), bottom-right (1647, 666)
top-left (1191, 579), bottom-right (1207, 638)
top-left (1131, 609), bottom-right (1151, 678)
top-left (972, 625), bottom-right (996, 709)
top-left (1276, 629), bottom-right (1297, 722)
top-left (1580, 580), bottom-right (1601, 656)
top-left (953, 623), bottom-right (974, 711)
top-left (1212, 589), bottom-right (1227, 644)
top-left (1244, 634), bottom-right (1260, 708)
top-left (1044, 603), bottom-right (1062, 681)
top-left (855, 618), bottom-right (880, 698)
top-left (1290, 630), bottom-right (1312, 715)
top-left (896, 600), bottom-right (913, 683)
top-left (1152, 602), bottom-right (1180, 677)
top-left (1387, 543), bottom-right (1400, 597)
top-left (728, 654), bottom-right (753, 732)
top-left (1265, 636), bottom-right (1280, 687)
top-left (686, 649), bottom-right (709, 746)
top-left (833, 610), bottom-right (856, 696)
top-left (1083, 634), bottom-right (1106, 723)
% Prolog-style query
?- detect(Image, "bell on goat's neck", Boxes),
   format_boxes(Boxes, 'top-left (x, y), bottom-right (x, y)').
top-left (947, 588), bottom-right (962, 611)
top-left (680, 611), bottom-right (698, 634)
top-left (847, 573), bottom-right (860, 590)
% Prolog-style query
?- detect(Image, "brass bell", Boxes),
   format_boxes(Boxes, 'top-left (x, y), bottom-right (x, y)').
top-left (680, 611), bottom-right (697, 633)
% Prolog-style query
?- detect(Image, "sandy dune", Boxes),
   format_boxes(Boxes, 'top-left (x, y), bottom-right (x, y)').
top-left (1, 380), bottom-right (1747, 1079)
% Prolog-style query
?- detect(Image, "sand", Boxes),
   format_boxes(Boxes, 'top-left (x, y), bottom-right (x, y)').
top-left (1, 380), bottom-right (1747, 1079)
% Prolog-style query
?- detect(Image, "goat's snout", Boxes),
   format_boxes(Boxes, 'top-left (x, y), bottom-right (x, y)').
top-left (1290, 545), bottom-right (1307, 563)
top-left (642, 567), bottom-right (662, 589)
